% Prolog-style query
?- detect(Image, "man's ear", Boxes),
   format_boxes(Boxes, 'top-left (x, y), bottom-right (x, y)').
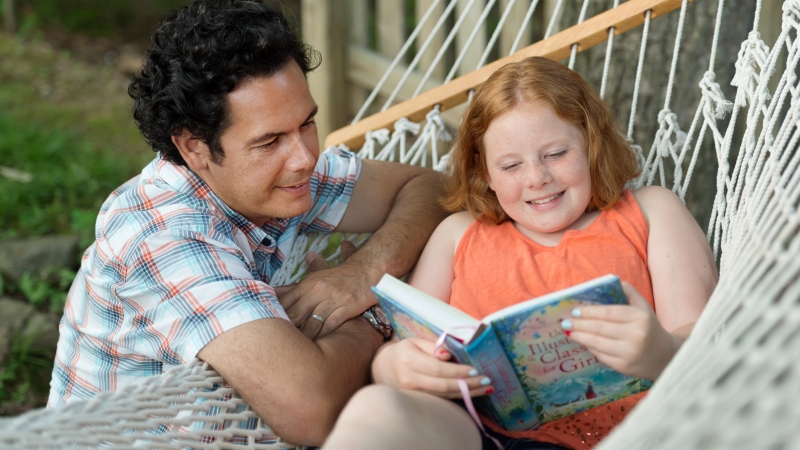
top-left (172, 128), bottom-right (211, 172)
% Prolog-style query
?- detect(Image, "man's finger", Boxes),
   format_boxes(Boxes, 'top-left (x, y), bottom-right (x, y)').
top-left (340, 240), bottom-right (357, 261)
top-left (301, 313), bottom-right (325, 340)
top-left (317, 304), bottom-right (351, 338)
top-left (278, 286), bottom-right (305, 324)
top-left (273, 283), bottom-right (297, 297)
top-left (304, 252), bottom-right (330, 272)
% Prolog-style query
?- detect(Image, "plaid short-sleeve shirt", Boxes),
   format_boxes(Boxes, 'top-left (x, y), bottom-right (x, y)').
top-left (48, 148), bottom-right (361, 408)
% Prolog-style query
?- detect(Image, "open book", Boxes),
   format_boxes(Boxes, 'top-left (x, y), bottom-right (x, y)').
top-left (372, 274), bottom-right (652, 431)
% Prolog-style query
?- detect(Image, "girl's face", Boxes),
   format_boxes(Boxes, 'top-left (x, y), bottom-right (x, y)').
top-left (483, 100), bottom-right (593, 242)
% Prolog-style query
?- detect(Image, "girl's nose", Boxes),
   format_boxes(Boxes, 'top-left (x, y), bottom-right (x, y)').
top-left (525, 162), bottom-right (552, 188)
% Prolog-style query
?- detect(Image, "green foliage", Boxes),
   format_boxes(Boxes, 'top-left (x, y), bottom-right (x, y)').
top-left (0, 34), bottom-right (152, 241)
top-left (0, 331), bottom-right (55, 414)
top-left (14, 0), bottom-right (188, 40)
top-left (0, 114), bottom-right (140, 240)
top-left (18, 269), bottom-right (75, 314)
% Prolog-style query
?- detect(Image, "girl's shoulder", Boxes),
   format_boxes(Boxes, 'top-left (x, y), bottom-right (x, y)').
top-left (630, 185), bottom-right (687, 226)
top-left (436, 210), bottom-right (478, 251)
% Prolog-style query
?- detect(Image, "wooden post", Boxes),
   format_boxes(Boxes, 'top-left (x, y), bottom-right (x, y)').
top-left (302, 0), bottom-right (348, 146)
top-left (416, 0), bottom-right (446, 80)
top-left (455, 0), bottom-right (488, 74)
top-left (377, 0), bottom-right (406, 58)
top-left (3, 0), bottom-right (14, 34)
top-left (543, 0), bottom-right (562, 37)
top-left (499, 0), bottom-right (533, 56)
top-left (347, 0), bottom-right (370, 119)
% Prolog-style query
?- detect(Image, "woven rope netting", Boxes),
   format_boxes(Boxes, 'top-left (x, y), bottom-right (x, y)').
top-left (2, 0), bottom-right (799, 448)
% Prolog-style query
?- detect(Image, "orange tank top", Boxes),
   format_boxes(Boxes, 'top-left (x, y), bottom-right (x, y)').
top-left (451, 190), bottom-right (653, 449)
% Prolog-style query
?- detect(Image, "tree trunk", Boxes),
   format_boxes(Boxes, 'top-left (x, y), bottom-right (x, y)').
top-left (561, 0), bottom-right (757, 229)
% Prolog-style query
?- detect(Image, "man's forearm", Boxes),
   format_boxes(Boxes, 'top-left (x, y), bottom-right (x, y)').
top-left (198, 317), bottom-right (383, 446)
top-left (343, 171), bottom-right (448, 280)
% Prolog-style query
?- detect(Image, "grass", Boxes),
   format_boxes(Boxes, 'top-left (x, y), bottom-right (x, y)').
top-left (0, 33), bottom-right (153, 243)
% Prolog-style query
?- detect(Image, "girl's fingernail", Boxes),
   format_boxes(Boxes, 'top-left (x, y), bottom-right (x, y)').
top-left (571, 308), bottom-right (581, 318)
top-left (469, 369), bottom-right (479, 376)
top-left (561, 319), bottom-right (573, 330)
top-left (481, 377), bottom-right (491, 386)
top-left (564, 330), bottom-right (571, 337)
top-left (486, 387), bottom-right (495, 394)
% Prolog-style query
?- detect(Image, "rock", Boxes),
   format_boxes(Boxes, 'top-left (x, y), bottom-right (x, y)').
top-left (0, 236), bottom-right (80, 283)
top-left (0, 298), bottom-right (60, 366)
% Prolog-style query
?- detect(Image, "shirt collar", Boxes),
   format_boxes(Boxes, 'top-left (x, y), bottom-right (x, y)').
top-left (144, 155), bottom-right (278, 251)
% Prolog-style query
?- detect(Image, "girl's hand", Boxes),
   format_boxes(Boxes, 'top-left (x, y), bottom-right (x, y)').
top-left (371, 337), bottom-right (494, 399)
top-left (562, 282), bottom-right (683, 380)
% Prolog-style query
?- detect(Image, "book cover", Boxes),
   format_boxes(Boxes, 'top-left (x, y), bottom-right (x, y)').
top-left (487, 277), bottom-right (652, 425)
top-left (372, 274), bottom-right (651, 430)
top-left (373, 288), bottom-right (538, 431)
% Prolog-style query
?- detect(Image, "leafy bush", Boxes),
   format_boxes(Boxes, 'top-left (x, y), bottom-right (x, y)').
top-left (0, 331), bottom-right (55, 415)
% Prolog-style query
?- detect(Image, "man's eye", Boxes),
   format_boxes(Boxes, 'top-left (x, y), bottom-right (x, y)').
top-left (301, 120), bottom-right (316, 129)
top-left (258, 139), bottom-right (278, 149)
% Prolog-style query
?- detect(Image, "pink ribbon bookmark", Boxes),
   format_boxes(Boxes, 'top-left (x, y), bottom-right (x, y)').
top-left (434, 328), bottom-right (503, 450)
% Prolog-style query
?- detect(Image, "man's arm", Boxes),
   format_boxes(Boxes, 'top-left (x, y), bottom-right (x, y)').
top-left (280, 158), bottom-right (449, 337)
top-left (197, 316), bottom-right (383, 446)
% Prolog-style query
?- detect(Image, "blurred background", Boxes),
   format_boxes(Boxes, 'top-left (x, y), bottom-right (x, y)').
top-left (0, 0), bottom-right (776, 416)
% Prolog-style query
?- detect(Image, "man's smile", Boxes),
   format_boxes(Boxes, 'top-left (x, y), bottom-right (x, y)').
top-left (276, 180), bottom-right (311, 195)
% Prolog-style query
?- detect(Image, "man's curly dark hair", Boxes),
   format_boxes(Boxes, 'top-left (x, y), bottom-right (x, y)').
top-left (128, 0), bottom-right (320, 166)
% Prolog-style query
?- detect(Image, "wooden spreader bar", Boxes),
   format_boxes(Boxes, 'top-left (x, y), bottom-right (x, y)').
top-left (324, 0), bottom-right (691, 150)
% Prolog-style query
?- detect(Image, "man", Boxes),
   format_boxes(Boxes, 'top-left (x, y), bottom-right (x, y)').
top-left (47, 0), bottom-right (447, 446)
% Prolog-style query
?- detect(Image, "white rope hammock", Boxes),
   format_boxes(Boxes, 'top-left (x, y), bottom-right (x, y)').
top-left (3, 0), bottom-right (799, 448)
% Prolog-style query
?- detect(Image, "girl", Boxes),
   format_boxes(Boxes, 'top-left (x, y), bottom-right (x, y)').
top-left (323, 57), bottom-right (717, 450)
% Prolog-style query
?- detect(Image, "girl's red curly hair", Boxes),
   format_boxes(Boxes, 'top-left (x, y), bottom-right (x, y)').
top-left (442, 57), bottom-right (640, 224)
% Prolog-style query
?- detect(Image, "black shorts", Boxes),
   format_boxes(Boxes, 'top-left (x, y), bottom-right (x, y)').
top-left (478, 425), bottom-right (570, 450)
top-left (453, 400), bottom-right (570, 450)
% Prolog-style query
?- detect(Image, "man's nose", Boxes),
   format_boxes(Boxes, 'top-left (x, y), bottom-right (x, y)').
top-left (285, 135), bottom-right (318, 171)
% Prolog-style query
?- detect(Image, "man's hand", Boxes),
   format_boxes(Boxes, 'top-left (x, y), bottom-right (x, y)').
top-left (277, 240), bottom-right (374, 339)
top-left (564, 282), bottom-right (683, 380)
top-left (372, 337), bottom-right (493, 399)
top-left (279, 161), bottom-right (448, 341)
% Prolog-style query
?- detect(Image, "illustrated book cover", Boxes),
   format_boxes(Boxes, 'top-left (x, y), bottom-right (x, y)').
top-left (371, 274), bottom-right (652, 431)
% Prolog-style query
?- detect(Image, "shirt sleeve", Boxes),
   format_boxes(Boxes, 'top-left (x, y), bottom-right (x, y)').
top-left (300, 147), bottom-right (362, 233)
top-left (115, 228), bottom-right (288, 365)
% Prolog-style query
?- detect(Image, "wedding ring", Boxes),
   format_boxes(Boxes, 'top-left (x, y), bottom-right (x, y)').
top-left (309, 314), bottom-right (325, 323)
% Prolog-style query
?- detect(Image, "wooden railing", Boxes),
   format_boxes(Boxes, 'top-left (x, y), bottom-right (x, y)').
top-left (323, 0), bottom-right (691, 150)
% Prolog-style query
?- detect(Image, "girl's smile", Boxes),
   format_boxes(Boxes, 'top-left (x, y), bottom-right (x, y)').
top-left (483, 100), bottom-right (594, 245)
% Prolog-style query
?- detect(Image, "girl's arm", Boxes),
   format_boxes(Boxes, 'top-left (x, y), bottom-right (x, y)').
top-left (635, 186), bottom-right (717, 333)
top-left (565, 187), bottom-right (717, 380)
top-left (371, 211), bottom-right (489, 397)
top-left (406, 211), bottom-right (476, 302)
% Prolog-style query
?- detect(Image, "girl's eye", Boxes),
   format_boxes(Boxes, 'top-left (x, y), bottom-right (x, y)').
top-left (501, 163), bottom-right (520, 171)
top-left (547, 149), bottom-right (568, 159)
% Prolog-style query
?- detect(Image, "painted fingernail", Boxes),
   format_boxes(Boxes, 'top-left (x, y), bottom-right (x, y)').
top-left (571, 308), bottom-right (581, 318)
top-left (481, 377), bottom-right (491, 386)
top-left (468, 369), bottom-right (479, 376)
top-left (564, 330), bottom-right (571, 337)
top-left (561, 319), bottom-right (573, 330)
top-left (486, 387), bottom-right (495, 394)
